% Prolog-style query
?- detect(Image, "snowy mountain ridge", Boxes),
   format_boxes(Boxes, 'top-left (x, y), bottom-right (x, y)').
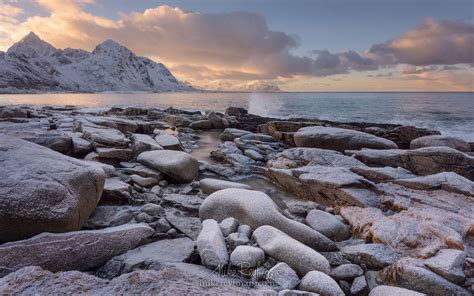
top-left (0, 32), bottom-right (193, 93)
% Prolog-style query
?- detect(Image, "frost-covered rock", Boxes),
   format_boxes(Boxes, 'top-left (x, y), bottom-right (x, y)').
top-left (0, 224), bottom-right (153, 277)
top-left (0, 135), bottom-right (105, 242)
top-left (199, 189), bottom-right (337, 251)
top-left (137, 150), bottom-right (199, 182)
top-left (294, 126), bottom-right (398, 152)
top-left (253, 225), bottom-right (331, 276)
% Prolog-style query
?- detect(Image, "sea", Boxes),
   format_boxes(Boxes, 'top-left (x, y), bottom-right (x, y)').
top-left (0, 92), bottom-right (473, 141)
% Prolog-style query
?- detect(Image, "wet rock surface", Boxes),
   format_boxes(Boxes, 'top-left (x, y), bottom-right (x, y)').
top-left (0, 105), bottom-right (472, 295)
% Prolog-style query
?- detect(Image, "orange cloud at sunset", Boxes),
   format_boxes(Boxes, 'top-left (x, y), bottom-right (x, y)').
top-left (0, 0), bottom-right (472, 91)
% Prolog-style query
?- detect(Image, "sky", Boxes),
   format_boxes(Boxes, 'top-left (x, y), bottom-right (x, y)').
top-left (0, 0), bottom-right (473, 91)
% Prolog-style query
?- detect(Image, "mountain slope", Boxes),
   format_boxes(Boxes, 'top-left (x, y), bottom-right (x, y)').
top-left (0, 32), bottom-right (193, 93)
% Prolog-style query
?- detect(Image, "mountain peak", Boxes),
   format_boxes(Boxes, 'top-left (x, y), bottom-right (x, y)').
top-left (92, 39), bottom-right (133, 56)
top-left (7, 32), bottom-right (56, 57)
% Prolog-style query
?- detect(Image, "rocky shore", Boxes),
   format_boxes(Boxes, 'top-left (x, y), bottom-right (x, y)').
top-left (0, 104), bottom-right (473, 295)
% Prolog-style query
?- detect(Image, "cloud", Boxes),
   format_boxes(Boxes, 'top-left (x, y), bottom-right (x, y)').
top-left (368, 19), bottom-right (474, 65)
top-left (0, 3), bottom-right (24, 17)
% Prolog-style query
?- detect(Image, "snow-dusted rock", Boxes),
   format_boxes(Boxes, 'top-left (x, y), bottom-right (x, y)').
top-left (305, 209), bottom-right (351, 241)
top-left (410, 135), bottom-right (471, 152)
top-left (197, 219), bottom-right (229, 269)
top-left (199, 189), bottom-right (337, 251)
top-left (137, 150), bottom-right (199, 182)
top-left (200, 178), bottom-right (251, 194)
top-left (300, 270), bottom-right (344, 296)
top-left (294, 126), bottom-right (398, 152)
top-left (0, 224), bottom-right (153, 277)
top-left (0, 135), bottom-right (105, 242)
top-left (253, 225), bottom-right (330, 276)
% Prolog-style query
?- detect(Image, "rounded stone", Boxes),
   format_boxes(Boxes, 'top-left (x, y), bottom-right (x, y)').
top-left (300, 270), bottom-right (345, 296)
top-left (137, 150), bottom-right (199, 183)
top-left (230, 246), bottom-right (265, 268)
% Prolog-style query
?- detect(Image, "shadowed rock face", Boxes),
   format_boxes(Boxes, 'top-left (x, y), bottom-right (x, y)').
top-left (346, 147), bottom-right (474, 181)
top-left (199, 188), bottom-right (337, 251)
top-left (294, 126), bottom-right (398, 152)
top-left (0, 224), bottom-right (154, 277)
top-left (0, 135), bottom-right (105, 243)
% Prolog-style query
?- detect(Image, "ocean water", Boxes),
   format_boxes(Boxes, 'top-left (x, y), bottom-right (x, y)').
top-left (0, 92), bottom-right (473, 141)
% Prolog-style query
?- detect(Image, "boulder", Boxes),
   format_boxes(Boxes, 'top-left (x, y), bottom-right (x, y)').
top-left (294, 126), bottom-right (398, 152)
top-left (0, 107), bottom-right (28, 118)
top-left (130, 174), bottom-right (158, 187)
top-left (0, 224), bottom-right (153, 277)
top-left (245, 149), bottom-right (265, 161)
top-left (200, 178), bottom-right (252, 194)
top-left (227, 232), bottom-right (250, 250)
top-left (131, 134), bottom-right (163, 156)
top-left (266, 262), bottom-right (300, 290)
top-left (22, 132), bottom-right (72, 154)
top-left (253, 225), bottom-right (330, 276)
top-left (346, 147), bottom-right (474, 181)
top-left (154, 133), bottom-right (183, 150)
top-left (220, 128), bottom-right (252, 141)
top-left (410, 135), bottom-right (471, 152)
top-left (369, 285), bottom-right (424, 296)
top-left (137, 150), bottom-right (199, 182)
top-left (329, 264), bottom-right (364, 280)
top-left (162, 194), bottom-right (203, 213)
top-left (82, 126), bottom-right (129, 147)
top-left (341, 243), bottom-right (401, 269)
top-left (306, 209), bottom-right (351, 241)
top-left (219, 217), bottom-right (239, 236)
top-left (0, 264), bottom-right (261, 295)
top-left (72, 136), bottom-right (93, 155)
top-left (101, 178), bottom-right (131, 204)
top-left (197, 219), bottom-right (229, 269)
top-left (351, 275), bottom-right (369, 295)
top-left (189, 120), bottom-right (213, 130)
top-left (199, 189), bottom-right (337, 251)
top-left (350, 166), bottom-right (416, 183)
top-left (0, 135), bottom-right (105, 242)
top-left (424, 249), bottom-right (466, 283)
top-left (230, 246), bottom-right (265, 268)
top-left (97, 237), bottom-right (195, 279)
top-left (299, 270), bottom-right (345, 296)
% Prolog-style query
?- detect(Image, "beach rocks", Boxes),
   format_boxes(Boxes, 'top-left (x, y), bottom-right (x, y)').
top-left (137, 150), bottom-right (199, 182)
top-left (294, 126), bottom-right (398, 152)
top-left (410, 135), bottom-right (471, 152)
top-left (306, 209), bottom-right (351, 241)
top-left (200, 178), bottom-right (251, 194)
top-left (300, 270), bottom-right (345, 296)
top-left (230, 246), bottom-right (265, 268)
top-left (253, 225), bottom-right (330, 276)
top-left (346, 147), bottom-right (474, 180)
top-left (266, 262), bottom-right (300, 290)
top-left (341, 243), bottom-right (401, 269)
top-left (197, 219), bottom-right (229, 269)
top-left (0, 135), bottom-right (105, 242)
top-left (200, 189), bottom-right (337, 251)
top-left (0, 224), bottom-right (153, 277)
top-left (369, 285), bottom-right (424, 296)
top-left (97, 237), bottom-right (195, 279)
top-left (424, 249), bottom-right (466, 283)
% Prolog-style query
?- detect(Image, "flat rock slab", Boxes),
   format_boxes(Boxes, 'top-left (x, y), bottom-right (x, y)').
top-left (294, 126), bottom-right (398, 152)
top-left (341, 243), bottom-right (401, 269)
top-left (97, 237), bottom-right (196, 279)
top-left (0, 135), bottom-right (105, 242)
top-left (138, 150), bottom-right (199, 182)
top-left (165, 211), bottom-right (202, 240)
top-left (393, 172), bottom-right (474, 196)
top-left (346, 147), bottom-right (474, 181)
top-left (0, 224), bottom-right (154, 277)
top-left (410, 135), bottom-right (471, 152)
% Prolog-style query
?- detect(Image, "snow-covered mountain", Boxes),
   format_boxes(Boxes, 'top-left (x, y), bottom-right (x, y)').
top-left (203, 80), bottom-right (281, 92)
top-left (0, 32), bottom-right (193, 93)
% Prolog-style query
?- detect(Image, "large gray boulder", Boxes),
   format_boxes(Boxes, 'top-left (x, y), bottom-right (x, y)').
top-left (200, 178), bottom-right (252, 194)
top-left (253, 225), bottom-right (330, 276)
top-left (299, 270), bottom-right (345, 296)
top-left (294, 126), bottom-right (398, 152)
top-left (346, 147), bottom-right (474, 181)
top-left (0, 135), bottom-right (105, 242)
top-left (197, 219), bottom-right (229, 269)
top-left (199, 189), bottom-right (337, 251)
top-left (137, 150), bottom-right (199, 182)
top-left (410, 135), bottom-right (471, 152)
top-left (0, 224), bottom-right (154, 277)
top-left (306, 209), bottom-right (351, 241)
top-left (97, 237), bottom-right (195, 279)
